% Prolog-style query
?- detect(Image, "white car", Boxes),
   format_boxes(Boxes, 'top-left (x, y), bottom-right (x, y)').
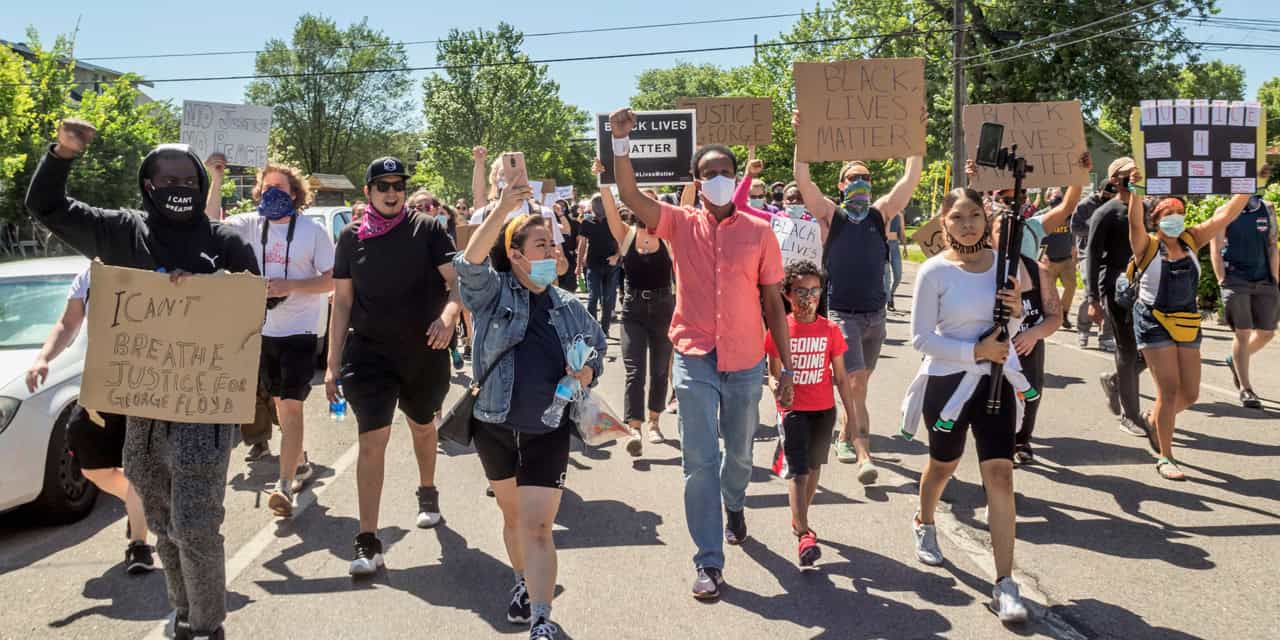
top-left (0, 256), bottom-right (97, 523)
top-left (301, 206), bottom-right (353, 362)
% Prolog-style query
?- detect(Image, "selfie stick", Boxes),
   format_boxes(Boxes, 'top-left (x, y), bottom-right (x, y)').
top-left (986, 145), bottom-right (1033, 415)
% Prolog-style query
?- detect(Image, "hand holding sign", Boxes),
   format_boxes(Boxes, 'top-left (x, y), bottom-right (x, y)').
top-left (609, 108), bottom-right (637, 138)
top-left (54, 118), bottom-right (97, 159)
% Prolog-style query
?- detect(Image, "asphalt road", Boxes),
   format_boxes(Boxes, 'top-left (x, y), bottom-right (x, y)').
top-left (2, 260), bottom-right (1277, 640)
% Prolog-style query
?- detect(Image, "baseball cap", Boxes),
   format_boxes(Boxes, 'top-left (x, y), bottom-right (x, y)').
top-left (365, 157), bottom-right (410, 185)
top-left (1107, 157), bottom-right (1136, 178)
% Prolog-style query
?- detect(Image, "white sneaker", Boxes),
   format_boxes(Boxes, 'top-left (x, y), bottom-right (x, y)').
top-left (349, 533), bottom-right (385, 576)
top-left (416, 486), bottom-right (443, 529)
top-left (913, 514), bottom-right (944, 566)
top-left (290, 453), bottom-right (313, 494)
top-left (989, 577), bottom-right (1029, 623)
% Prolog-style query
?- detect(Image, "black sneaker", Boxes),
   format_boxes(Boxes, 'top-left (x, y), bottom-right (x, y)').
top-left (529, 617), bottom-right (560, 640)
top-left (125, 541), bottom-right (156, 574)
top-left (243, 442), bottom-right (270, 461)
top-left (1241, 389), bottom-right (1263, 409)
top-left (1098, 372), bottom-right (1121, 416)
top-left (691, 566), bottom-right (723, 600)
top-left (349, 532), bottom-right (385, 576)
top-left (724, 508), bottom-right (747, 545)
top-left (507, 579), bottom-right (531, 624)
top-left (416, 486), bottom-right (443, 528)
top-left (1061, 318), bottom-right (1073, 331)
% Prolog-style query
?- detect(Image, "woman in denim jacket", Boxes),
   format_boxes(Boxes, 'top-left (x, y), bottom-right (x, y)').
top-left (455, 182), bottom-right (606, 640)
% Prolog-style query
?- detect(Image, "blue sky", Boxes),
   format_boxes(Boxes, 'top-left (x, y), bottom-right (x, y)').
top-left (3, 0), bottom-right (1277, 120)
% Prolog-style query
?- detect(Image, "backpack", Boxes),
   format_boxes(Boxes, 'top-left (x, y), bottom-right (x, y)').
top-left (822, 205), bottom-right (889, 273)
top-left (1113, 231), bottom-right (1198, 309)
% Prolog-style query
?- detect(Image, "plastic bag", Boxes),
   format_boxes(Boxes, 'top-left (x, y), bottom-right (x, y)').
top-left (570, 390), bottom-right (629, 446)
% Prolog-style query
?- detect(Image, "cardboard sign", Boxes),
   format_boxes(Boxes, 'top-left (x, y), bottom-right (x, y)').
top-left (455, 224), bottom-right (477, 250)
top-left (539, 179), bottom-right (557, 194)
top-left (1131, 99), bottom-right (1267, 195)
top-left (80, 263), bottom-right (265, 424)
top-left (180, 100), bottom-right (272, 168)
top-left (676, 97), bottom-right (773, 146)
top-left (911, 217), bottom-right (947, 259)
top-left (794, 58), bottom-right (927, 162)
top-left (771, 216), bottom-right (823, 268)
top-left (962, 101), bottom-right (1089, 191)
top-left (596, 110), bottom-right (697, 186)
top-left (555, 185), bottom-right (575, 201)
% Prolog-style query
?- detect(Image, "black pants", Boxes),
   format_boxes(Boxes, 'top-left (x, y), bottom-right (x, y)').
top-left (1105, 295), bottom-right (1147, 422)
top-left (620, 291), bottom-right (675, 422)
top-left (1015, 340), bottom-right (1045, 446)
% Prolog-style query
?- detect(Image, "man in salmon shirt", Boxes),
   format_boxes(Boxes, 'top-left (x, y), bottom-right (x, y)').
top-left (609, 107), bottom-right (794, 601)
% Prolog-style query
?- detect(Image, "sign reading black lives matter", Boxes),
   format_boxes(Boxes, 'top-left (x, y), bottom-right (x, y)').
top-left (1135, 99), bottom-right (1266, 196)
top-left (596, 110), bottom-right (696, 186)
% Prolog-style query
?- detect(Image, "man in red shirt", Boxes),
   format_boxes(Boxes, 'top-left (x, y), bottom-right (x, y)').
top-left (610, 108), bottom-right (794, 601)
top-left (766, 261), bottom-right (856, 568)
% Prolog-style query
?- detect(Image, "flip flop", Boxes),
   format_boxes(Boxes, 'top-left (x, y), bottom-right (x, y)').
top-left (1156, 457), bottom-right (1185, 481)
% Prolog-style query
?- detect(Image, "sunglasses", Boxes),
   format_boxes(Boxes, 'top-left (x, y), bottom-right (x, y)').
top-left (844, 173), bottom-right (872, 183)
top-left (789, 286), bottom-right (823, 298)
top-left (372, 181), bottom-right (406, 193)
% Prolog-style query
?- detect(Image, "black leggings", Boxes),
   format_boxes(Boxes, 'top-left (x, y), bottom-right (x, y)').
top-left (620, 292), bottom-right (675, 422)
top-left (922, 372), bottom-right (1018, 463)
top-left (1015, 340), bottom-right (1045, 446)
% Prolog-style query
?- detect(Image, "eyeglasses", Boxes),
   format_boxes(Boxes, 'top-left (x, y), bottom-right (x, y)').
top-left (844, 173), bottom-right (872, 183)
top-left (373, 181), bottom-right (406, 193)
top-left (790, 286), bottom-right (823, 298)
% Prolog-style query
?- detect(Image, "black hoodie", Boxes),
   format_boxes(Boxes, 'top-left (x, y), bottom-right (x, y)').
top-left (25, 145), bottom-right (258, 276)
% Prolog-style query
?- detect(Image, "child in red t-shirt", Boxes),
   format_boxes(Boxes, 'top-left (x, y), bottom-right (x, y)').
top-left (765, 260), bottom-right (855, 568)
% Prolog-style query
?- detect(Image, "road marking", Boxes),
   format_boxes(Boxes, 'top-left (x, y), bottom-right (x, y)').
top-left (141, 440), bottom-right (362, 640)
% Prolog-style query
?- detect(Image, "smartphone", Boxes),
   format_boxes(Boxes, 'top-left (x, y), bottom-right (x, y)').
top-left (501, 152), bottom-right (529, 189)
top-left (975, 122), bottom-right (1005, 168)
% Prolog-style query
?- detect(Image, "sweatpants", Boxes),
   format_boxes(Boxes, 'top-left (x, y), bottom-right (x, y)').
top-left (123, 418), bottom-right (236, 633)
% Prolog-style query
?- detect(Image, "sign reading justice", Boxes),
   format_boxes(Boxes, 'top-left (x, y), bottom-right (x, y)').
top-left (80, 263), bottom-right (266, 424)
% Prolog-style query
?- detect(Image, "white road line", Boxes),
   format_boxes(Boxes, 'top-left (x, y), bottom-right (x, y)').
top-left (140, 440), bottom-right (362, 640)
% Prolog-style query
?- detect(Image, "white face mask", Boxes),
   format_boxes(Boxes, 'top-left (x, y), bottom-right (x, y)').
top-left (700, 176), bottom-right (736, 207)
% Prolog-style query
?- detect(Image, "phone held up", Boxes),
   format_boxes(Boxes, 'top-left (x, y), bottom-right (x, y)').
top-left (501, 152), bottom-right (529, 191)
top-left (975, 122), bottom-right (1005, 168)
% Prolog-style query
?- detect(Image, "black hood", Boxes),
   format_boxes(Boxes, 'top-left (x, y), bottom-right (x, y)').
top-left (137, 144), bottom-right (210, 225)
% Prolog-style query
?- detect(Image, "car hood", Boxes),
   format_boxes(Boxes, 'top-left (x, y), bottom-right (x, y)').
top-left (0, 348), bottom-right (42, 398)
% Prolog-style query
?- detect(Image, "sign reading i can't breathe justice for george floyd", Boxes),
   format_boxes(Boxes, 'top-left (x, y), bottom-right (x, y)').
top-left (962, 101), bottom-right (1090, 191)
top-left (596, 110), bottom-right (696, 186)
top-left (676, 97), bottom-right (773, 146)
top-left (80, 263), bottom-right (266, 424)
top-left (180, 100), bottom-right (272, 168)
top-left (794, 58), bottom-right (927, 162)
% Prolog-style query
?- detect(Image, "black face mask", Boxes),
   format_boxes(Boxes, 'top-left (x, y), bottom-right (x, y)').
top-left (150, 185), bottom-right (200, 221)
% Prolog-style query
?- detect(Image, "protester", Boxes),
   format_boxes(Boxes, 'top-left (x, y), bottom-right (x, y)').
top-left (456, 183), bottom-right (606, 640)
top-left (791, 109), bottom-right (924, 480)
top-left (593, 159), bottom-right (674, 452)
top-left (554, 200), bottom-right (581, 291)
top-left (1085, 158), bottom-right (1151, 437)
top-left (26, 119), bottom-right (260, 640)
top-left (765, 260), bottom-right (855, 568)
top-left (1040, 187), bottom-right (1078, 331)
top-left (885, 210), bottom-right (907, 311)
top-left (576, 194), bottom-right (621, 336)
top-left (207, 157), bottom-right (334, 518)
top-left (903, 186), bottom-right (1030, 624)
top-left (26, 267), bottom-right (154, 574)
top-left (1072, 183), bottom-right (1117, 350)
top-left (737, 152), bottom-right (813, 222)
top-left (1210, 195), bottom-right (1277, 408)
top-left (610, 107), bottom-right (793, 600)
top-left (325, 157), bottom-right (461, 575)
top-left (1125, 168), bottom-right (1260, 480)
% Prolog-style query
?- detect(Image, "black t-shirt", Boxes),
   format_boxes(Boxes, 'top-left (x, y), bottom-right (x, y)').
top-left (1085, 199), bottom-right (1134, 301)
top-left (333, 211), bottom-right (455, 345)
top-left (561, 216), bottom-right (581, 262)
top-left (579, 217), bottom-right (618, 268)
top-left (622, 238), bottom-right (673, 291)
top-left (506, 289), bottom-right (567, 432)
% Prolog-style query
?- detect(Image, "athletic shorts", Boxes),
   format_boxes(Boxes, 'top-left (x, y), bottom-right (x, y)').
top-left (922, 373), bottom-right (1017, 463)
top-left (66, 405), bottom-right (127, 470)
top-left (830, 308), bottom-right (887, 373)
top-left (472, 418), bottom-right (571, 489)
top-left (1133, 302), bottom-right (1201, 350)
top-left (777, 407), bottom-right (836, 478)
top-left (1221, 280), bottom-right (1279, 332)
top-left (341, 333), bottom-right (451, 433)
top-left (260, 334), bottom-right (318, 402)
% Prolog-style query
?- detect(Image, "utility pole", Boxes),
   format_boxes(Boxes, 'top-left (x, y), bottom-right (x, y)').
top-left (951, 0), bottom-right (966, 189)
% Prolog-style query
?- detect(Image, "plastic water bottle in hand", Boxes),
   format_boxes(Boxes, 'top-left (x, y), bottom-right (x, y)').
top-left (541, 377), bottom-right (579, 428)
top-left (330, 384), bottom-right (348, 422)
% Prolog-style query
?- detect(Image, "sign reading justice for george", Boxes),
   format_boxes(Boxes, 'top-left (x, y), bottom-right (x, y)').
top-left (676, 97), bottom-right (773, 146)
top-left (80, 263), bottom-right (266, 424)
top-left (793, 58), bottom-right (927, 162)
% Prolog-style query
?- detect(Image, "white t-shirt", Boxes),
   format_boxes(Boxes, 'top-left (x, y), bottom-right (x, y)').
top-left (68, 268), bottom-right (90, 301)
top-left (222, 213), bottom-right (336, 338)
top-left (911, 251), bottom-right (1021, 376)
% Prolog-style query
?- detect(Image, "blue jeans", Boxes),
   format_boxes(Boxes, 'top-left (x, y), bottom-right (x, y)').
top-left (586, 264), bottom-right (620, 332)
top-left (673, 350), bottom-right (764, 570)
top-left (884, 240), bottom-right (903, 302)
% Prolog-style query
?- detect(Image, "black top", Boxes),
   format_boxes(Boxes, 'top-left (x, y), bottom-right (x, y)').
top-left (24, 149), bottom-right (259, 276)
top-left (333, 212), bottom-right (455, 345)
top-left (1042, 220), bottom-right (1074, 262)
top-left (1070, 193), bottom-right (1110, 253)
top-left (506, 289), bottom-right (567, 432)
top-left (1020, 255), bottom-right (1046, 330)
top-left (579, 217), bottom-right (618, 268)
top-left (561, 215), bottom-right (581, 264)
top-left (1084, 199), bottom-right (1134, 302)
top-left (621, 234), bottom-right (673, 291)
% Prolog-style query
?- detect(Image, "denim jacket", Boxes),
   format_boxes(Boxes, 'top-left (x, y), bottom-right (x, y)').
top-left (454, 254), bottom-right (607, 426)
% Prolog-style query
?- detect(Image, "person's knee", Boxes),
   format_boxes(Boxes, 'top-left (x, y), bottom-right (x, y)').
top-left (408, 419), bottom-right (438, 438)
top-left (1255, 330), bottom-right (1275, 345)
top-left (981, 461), bottom-right (1014, 493)
top-left (358, 428), bottom-right (391, 456)
top-left (1233, 329), bottom-right (1252, 344)
top-left (1180, 385), bottom-right (1200, 408)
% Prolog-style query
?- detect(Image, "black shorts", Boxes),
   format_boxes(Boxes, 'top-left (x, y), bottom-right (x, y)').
top-left (341, 333), bottom-right (451, 433)
top-left (66, 405), bottom-right (127, 470)
top-left (472, 419), bottom-right (571, 489)
top-left (922, 373), bottom-right (1017, 463)
top-left (260, 334), bottom-right (318, 402)
top-left (777, 408), bottom-right (836, 478)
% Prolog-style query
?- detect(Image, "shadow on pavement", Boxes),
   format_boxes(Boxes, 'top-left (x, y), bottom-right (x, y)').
top-left (47, 563), bottom-right (251, 631)
top-left (1189, 400), bottom-right (1277, 421)
top-left (0, 497), bottom-right (118, 577)
top-left (1050, 598), bottom-right (1208, 640)
top-left (260, 504), bottom-right (410, 582)
top-left (1041, 372), bottom-right (1085, 390)
top-left (554, 489), bottom-right (664, 549)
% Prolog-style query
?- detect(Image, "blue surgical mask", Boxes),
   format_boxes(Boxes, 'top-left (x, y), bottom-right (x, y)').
top-left (785, 204), bottom-right (806, 218)
top-left (258, 187), bottom-right (296, 221)
top-left (434, 213), bottom-right (448, 226)
top-left (528, 258), bottom-right (558, 288)
top-left (748, 197), bottom-right (766, 209)
top-left (1158, 213), bottom-right (1186, 237)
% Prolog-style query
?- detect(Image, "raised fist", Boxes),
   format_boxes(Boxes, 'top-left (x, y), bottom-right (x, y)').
top-left (205, 152), bottom-right (228, 176)
top-left (472, 146), bottom-right (487, 162)
top-left (746, 157), bottom-right (764, 178)
top-left (608, 108), bottom-right (636, 139)
top-left (54, 118), bottom-right (97, 159)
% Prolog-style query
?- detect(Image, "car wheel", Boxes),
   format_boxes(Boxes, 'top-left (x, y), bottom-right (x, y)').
top-left (27, 408), bottom-right (98, 524)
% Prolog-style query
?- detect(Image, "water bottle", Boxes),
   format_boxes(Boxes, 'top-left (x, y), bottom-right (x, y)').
top-left (330, 384), bottom-right (347, 422)
top-left (540, 376), bottom-right (579, 428)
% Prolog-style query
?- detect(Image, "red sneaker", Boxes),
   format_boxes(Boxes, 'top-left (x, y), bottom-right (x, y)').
top-left (797, 531), bottom-right (821, 567)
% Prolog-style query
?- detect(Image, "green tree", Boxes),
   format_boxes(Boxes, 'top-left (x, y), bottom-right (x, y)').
top-left (419, 23), bottom-right (592, 203)
top-left (246, 14), bottom-right (414, 188)
top-left (1174, 60), bottom-right (1245, 101)
top-left (66, 77), bottom-right (175, 210)
top-left (1258, 76), bottom-right (1280, 180)
top-left (631, 63), bottom-right (740, 110)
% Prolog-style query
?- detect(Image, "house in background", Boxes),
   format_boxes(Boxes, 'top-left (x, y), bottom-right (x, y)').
top-left (308, 174), bottom-right (356, 206)
top-left (2, 38), bottom-right (153, 105)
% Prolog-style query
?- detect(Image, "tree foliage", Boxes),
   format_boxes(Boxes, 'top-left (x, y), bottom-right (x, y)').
top-left (1174, 60), bottom-right (1245, 101)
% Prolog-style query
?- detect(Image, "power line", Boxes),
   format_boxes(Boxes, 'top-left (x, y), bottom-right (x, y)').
top-left (957, 0), bottom-right (1172, 63)
top-left (76, 10), bottom-right (837, 62)
top-left (965, 13), bottom-right (1169, 69)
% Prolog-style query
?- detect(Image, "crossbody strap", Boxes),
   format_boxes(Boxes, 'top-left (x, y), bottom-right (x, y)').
top-left (474, 340), bottom-right (521, 390)
top-left (261, 214), bottom-right (298, 279)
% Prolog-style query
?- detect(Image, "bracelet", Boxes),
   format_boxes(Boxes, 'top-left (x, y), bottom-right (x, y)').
top-left (612, 136), bottom-right (630, 157)
top-left (780, 368), bottom-right (796, 378)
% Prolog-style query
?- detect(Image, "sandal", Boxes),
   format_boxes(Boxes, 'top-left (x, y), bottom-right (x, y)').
top-left (1155, 457), bottom-right (1185, 481)
top-left (1013, 445), bottom-right (1034, 466)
